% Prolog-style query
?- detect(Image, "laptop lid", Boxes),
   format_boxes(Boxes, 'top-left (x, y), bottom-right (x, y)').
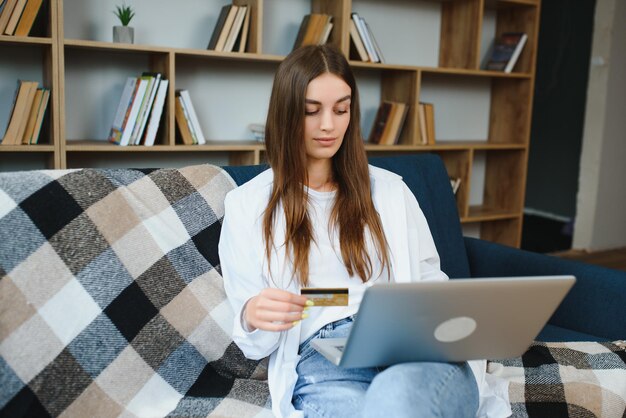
top-left (325, 275), bottom-right (575, 368)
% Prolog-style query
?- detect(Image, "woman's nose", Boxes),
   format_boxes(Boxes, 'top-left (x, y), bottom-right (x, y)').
top-left (320, 110), bottom-right (334, 132)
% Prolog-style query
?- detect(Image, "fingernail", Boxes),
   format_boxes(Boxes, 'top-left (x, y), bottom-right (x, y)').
top-left (301, 313), bottom-right (309, 319)
top-left (305, 300), bottom-right (314, 306)
top-left (293, 320), bottom-right (301, 326)
top-left (303, 307), bottom-right (310, 313)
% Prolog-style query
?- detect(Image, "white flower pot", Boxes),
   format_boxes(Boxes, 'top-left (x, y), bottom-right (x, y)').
top-left (113, 26), bottom-right (134, 44)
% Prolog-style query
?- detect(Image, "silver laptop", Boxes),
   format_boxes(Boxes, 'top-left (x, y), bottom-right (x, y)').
top-left (311, 275), bottom-right (575, 368)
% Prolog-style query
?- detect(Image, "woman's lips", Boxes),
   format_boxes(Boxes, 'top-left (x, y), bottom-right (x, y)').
top-left (314, 137), bottom-right (336, 146)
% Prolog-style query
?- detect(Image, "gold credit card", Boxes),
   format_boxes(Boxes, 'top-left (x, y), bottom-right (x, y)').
top-left (301, 287), bottom-right (349, 306)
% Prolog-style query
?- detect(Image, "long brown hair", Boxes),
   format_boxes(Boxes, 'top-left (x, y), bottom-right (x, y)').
top-left (263, 44), bottom-right (390, 286)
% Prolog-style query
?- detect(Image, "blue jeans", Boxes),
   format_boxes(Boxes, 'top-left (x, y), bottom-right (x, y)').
top-left (292, 317), bottom-right (479, 418)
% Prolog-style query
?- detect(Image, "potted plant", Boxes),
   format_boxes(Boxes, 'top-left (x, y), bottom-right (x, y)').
top-left (113, 4), bottom-right (135, 44)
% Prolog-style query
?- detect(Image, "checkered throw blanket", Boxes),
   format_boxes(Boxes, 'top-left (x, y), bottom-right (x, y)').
top-left (489, 341), bottom-right (626, 417)
top-left (0, 165), bottom-right (272, 417)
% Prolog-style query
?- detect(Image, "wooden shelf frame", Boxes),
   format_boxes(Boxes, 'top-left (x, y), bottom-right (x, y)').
top-left (0, 0), bottom-right (539, 247)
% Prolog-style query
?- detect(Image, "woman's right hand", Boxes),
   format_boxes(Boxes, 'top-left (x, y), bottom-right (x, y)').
top-left (243, 288), bottom-right (311, 332)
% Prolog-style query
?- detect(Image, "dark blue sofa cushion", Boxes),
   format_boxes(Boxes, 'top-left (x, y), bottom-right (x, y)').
top-left (222, 154), bottom-right (471, 279)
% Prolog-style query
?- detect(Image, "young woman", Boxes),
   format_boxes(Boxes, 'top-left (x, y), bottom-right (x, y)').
top-left (219, 45), bottom-right (509, 418)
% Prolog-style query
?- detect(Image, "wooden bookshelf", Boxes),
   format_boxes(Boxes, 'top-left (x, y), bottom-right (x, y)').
top-left (0, 0), bottom-right (540, 247)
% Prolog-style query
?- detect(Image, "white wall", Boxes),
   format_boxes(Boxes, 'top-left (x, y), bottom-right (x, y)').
top-left (573, 0), bottom-right (626, 251)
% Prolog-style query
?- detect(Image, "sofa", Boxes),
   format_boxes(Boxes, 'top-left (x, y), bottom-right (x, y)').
top-left (1, 154), bottom-right (624, 417)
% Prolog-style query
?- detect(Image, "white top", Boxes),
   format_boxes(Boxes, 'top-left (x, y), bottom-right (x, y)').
top-left (301, 187), bottom-right (391, 344)
top-left (219, 166), bottom-right (511, 418)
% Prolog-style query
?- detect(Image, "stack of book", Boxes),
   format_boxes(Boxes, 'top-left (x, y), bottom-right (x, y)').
top-left (1, 80), bottom-right (50, 145)
top-left (349, 12), bottom-right (383, 63)
top-left (175, 90), bottom-right (206, 145)
top-left (207, 4), bottom-right (251, 53)
top-left (108, 73), bottom-right (169, 147)
top-left (292, 14), bottom-right (333, 50)
top-left (418, 102), bottom-right (436, 145)
top-left (368, 101), bottom-right (408, 145)
top-left (0, 0), bottom-right (45, 36)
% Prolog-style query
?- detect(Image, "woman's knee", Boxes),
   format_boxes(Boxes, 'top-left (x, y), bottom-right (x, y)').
top-left (363, 362), bottom-right (478, 417)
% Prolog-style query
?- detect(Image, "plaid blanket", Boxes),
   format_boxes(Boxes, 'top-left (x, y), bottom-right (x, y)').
top-left (0, 165), bottom-right (272, 417)
top-left (489, 341), bottom-right (626, 418)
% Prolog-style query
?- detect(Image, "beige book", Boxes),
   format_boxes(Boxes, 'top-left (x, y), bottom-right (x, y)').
top-left (215, 5), bottom-right (238, 52)
top-left (0, 0), bottom-right (19, 34)
top-left (14, 0), bottom-right (43, 36)
top-left (3, 0), bottom-right (27, 35)
top-left (175, 96), bottom-right (195, 145)
top-left (223, 5), bottom-right (246, 52)
top-left (21, 88), bottom-right (43, 144)
top-left (237, 5), bottom-right (250, 53)
top-left (418, 103), bottom-right (428, 145)
top-left (380, 102), bottom-right (407, 145)
top-left (1, 80), bottom-right (38, 145)
top-left (349, 20), bottom-right (368, 62)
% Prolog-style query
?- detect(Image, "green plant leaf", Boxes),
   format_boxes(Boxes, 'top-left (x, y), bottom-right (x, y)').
top-left (113, 4), bottom-right (135, 26)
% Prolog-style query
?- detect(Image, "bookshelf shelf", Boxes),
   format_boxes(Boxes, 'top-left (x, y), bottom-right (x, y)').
top-left (463, 206), bottom-right (521, 223)
top-left (0, 0), bottom-right (539, 247)
top-left (349, 60), bottom-right (533, 79)
top-left (64, 141), bottom-right (264, 152)
top-left (0, 35), bottom-right (53, 45)
top-left (0, 145), bottom-right (55, 152)
top-left (63, 39), bottom-right (171, 53)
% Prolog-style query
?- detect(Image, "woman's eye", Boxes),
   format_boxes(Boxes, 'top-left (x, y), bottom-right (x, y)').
top-left (305, 109), bottom-right (319, 115)
top-left (335, 109), bottom-right (349, 115)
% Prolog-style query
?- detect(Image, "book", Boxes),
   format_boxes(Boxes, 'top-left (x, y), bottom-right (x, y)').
top-left (236, 5), bottom-right (250, 53)
top-left (131, 72), bottom-right (162, 145)
top-left (3, 0), bottom-right (25, 35)
top-left (118, 78), bottom-right (148, 146)
top-left (418, 103), bottom-right (428, 145)
top-left (215, 5), bottom-right (239, 52)
top-left (0, 0), bottom-right (18, 34)
top-left (364, 20), bottom-right (384, 64)
top-left (349, 19), bottom-right (369, 62)
top-left (14, 0), bottom-right (42, 36)
top-left (142, 79), bottom-right (168, 146)
top-left (27, 87), bottom-right (49, 144)
top-left (178, 93), bottom-right (198, 143)
top-left (1, 80), bottom-right (38, 145)
top-left (107, 77), bottom-right (138, 144)
top-left (485, 32), bottom-right (528, 73)
top-left (175, 96), bottom-right (195, 145)
top-left (223, 5), bottom-right (247, 52)
top-left (423, 102), bottom-right (435, 145)
top-left (292, 14), bottom-right (311, 50)
top-left (368, 101), bottom-right (392, 144)
top-left (320, 20), bottom-right (333, 45)
top-left (300, 14), bottom-right (321, 46)
top-left (207, 4), bottom-right (232, 50)
top-left (292, 13), bottom-right (332, 50)
top-left (21, 87), bottom-right (43, 144)
top-left (380, 102), bottom-right (407, 145)
top-left (351, 13), bottom-right (378, 63)
top-left (305, 14), bottom-right (330, 46)
top-left (178, 90), bottom-right (205, 144)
